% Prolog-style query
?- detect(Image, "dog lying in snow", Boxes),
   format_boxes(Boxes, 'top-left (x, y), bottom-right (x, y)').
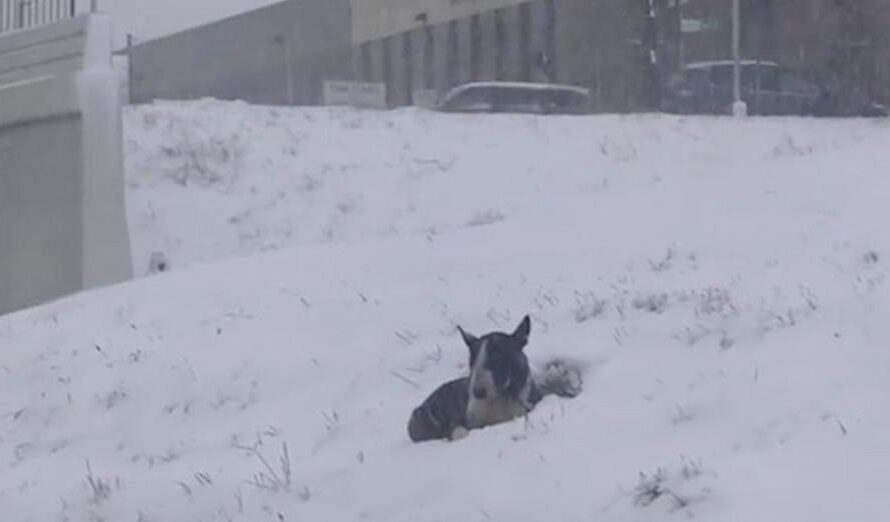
top-left (407, 315), bottom-right (582, 442)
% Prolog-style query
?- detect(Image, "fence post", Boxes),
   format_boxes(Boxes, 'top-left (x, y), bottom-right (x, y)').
top-left (126, 33), bottom-right (134, 103)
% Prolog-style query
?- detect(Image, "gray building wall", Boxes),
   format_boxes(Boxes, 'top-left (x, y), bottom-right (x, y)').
top-left (124, 0), bottom-right (890, 114)
top-left (126, 0), bottom-right (651, 112)
top-left (555, 0), bottom-right (640, 112)
top-left (129, 0), bottom-right (353, 105)
top-left (356, 0), bottom-right (646, 111)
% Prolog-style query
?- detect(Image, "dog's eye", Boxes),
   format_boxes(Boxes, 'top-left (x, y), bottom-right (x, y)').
top-left (493, 366), bottom-right (513, 388)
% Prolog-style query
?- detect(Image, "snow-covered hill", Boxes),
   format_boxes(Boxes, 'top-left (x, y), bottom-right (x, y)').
top-left (2, 101), bottom-right (889, 521)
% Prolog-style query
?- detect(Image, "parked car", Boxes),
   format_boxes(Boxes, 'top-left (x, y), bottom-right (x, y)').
top-left (436, 81), bottom-right (591, 115)
top-left (662, 60), bottom-right (888, 117)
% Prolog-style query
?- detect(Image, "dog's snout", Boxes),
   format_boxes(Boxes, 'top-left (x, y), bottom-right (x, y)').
top-left (472, 386), bottom-right (488, 400)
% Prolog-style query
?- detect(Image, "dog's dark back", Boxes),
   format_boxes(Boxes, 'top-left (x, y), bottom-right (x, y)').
top-left (407, 377), bottom-right (470, 442)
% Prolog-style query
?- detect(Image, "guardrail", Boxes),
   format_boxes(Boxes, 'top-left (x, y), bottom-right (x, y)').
top-left (0, 0), bottom-right (80, 34)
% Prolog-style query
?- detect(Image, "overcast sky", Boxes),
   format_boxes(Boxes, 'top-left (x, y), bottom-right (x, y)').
top-left (99, 0), bottom-right (281, 48)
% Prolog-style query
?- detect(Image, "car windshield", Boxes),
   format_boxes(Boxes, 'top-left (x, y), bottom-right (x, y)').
top-left (443, 87), bottom-right (492, 111)
top-left (703, 64), bottom-right (780, 91)
top-left (708, 65), bottom-right (733, 87)
top-left (545, 89), bottom-right (589, 109)
top-left (442, 85), bottom-right (588, 113)
top-left (781, 71), bottom-right (818, 96)
top-left (491, 87), bottom-right (545, 111)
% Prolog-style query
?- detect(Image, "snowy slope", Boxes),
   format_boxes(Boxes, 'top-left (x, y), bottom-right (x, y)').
top-left (2, 102), bottom-right (890, 521)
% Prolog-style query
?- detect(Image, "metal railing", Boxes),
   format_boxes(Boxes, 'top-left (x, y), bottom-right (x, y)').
top-left (0, 0), bottom-right (77, 35)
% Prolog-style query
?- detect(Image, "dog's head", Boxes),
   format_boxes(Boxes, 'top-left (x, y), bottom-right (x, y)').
top-left (459, 315), bottom-right (531, 401)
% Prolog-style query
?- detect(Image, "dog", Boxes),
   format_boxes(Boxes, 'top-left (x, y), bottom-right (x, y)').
top-left (407, 315), bottom-right (582, 442)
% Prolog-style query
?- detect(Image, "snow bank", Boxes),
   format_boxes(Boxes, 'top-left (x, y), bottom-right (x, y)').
top-left (2, 102), bottom-right (889, 521)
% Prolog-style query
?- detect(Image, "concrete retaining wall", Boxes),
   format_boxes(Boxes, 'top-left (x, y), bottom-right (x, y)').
top-left (0, 14), bottom-right (132, 316)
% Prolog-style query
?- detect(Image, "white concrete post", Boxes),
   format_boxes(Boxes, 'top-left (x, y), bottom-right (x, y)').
top-left (732, 0), bottom-right (747, 117)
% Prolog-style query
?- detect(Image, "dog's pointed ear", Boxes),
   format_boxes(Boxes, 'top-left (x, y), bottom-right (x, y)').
top-left (458, 325), bottom-right (482, 361)
top-left (457, 325), bottom-right (478, 351)
top-left (512, 315), bottom-right (531, 345)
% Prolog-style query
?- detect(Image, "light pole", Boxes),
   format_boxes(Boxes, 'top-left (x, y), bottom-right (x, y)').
top-left (642, 0), bottom-right (660, 110)
top-left (732, 0), bottom-right (747, 117)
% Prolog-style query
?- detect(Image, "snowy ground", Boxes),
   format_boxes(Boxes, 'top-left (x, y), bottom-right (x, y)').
top-left (2, 100), bottom-right (889, 521)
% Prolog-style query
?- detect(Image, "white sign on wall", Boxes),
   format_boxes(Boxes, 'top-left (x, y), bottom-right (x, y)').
top-left (324, 81), bottom-right (388, 109)
top-left (681, 18), bottom-right (702, 33)
top-left (681, 17), bottom-right (722, 33)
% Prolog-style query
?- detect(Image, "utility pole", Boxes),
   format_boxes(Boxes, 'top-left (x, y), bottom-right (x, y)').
top-left (732, 0), bottom-right (747, 117)
top-left (675, 0), bottom-right (684, 69)
top-left (273, 34), bottom-right (295, 105)
top-left (126, 33), bottom-right (134, 104)
top-left (285, 38), bottom-right (294, 105)
top-left (642, 0), bottom-right (660, 110)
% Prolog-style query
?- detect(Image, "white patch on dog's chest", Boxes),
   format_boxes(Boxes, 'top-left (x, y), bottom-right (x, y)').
top-left (465, 380), bottom-right (532, 429)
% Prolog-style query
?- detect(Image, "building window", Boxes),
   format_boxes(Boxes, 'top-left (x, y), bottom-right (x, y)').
top-left (544, 0), bottom-right (557, 82)
top-left (403, 31), bottom-right (413, 105)
top-left (361, 41), bottom-right (372, 82)
top-left (447, 20), bottom-right (459, 88)
top-left (470, 14), bottom-right (482, 81)
top-left (423, 25), bottom-right (435, 90)
top-left (519, 3), bottom-right (531, 82)
top-left (494, 8), bottom-right (506, 81)
top-left (382, 36), bottom-right (392, 105)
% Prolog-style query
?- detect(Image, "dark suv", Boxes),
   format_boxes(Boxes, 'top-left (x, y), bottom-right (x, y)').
top-left (662, 60), bottom-right (887, 117)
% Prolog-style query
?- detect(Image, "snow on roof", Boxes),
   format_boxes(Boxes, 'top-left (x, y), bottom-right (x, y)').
top-left (439, 82), bottom-right (591, 107)
top-left (684, 60), bottom-right (780, 70)
top-left (444, 81), bottom-right (591, 96)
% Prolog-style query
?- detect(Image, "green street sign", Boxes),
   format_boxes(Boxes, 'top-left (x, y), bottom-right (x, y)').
top-left (681, 17), bottom-right (722, 34)
top-left (700, 17), bottom-right (722, 32)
